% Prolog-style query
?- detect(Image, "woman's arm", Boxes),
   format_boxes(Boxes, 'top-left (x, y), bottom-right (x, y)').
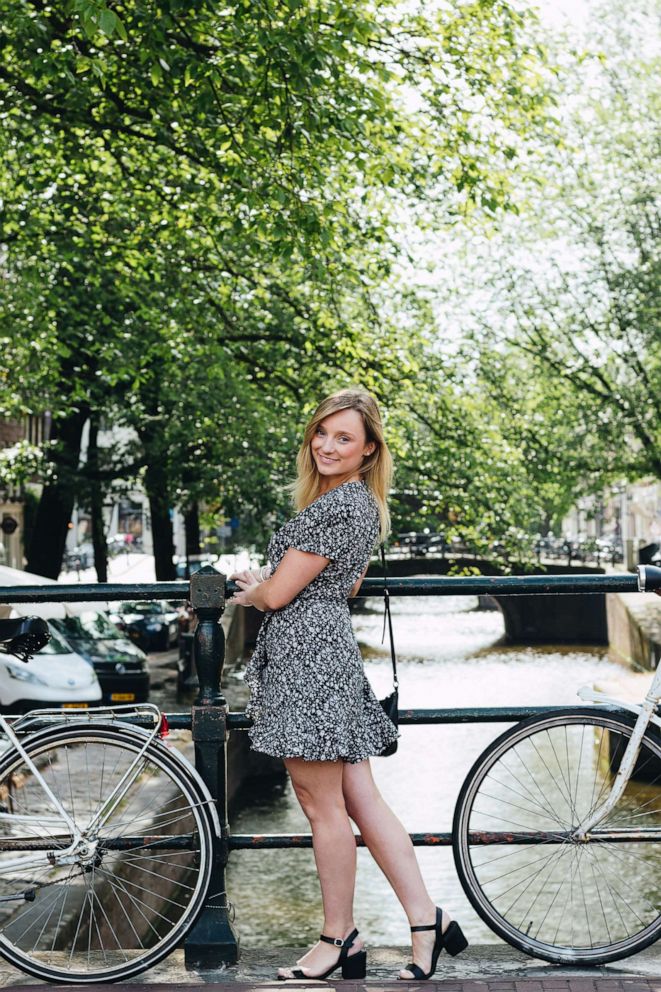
top-left (349, 565), bottom-right (369, 598)
top-left (229, 548), bottom-right (330, 611)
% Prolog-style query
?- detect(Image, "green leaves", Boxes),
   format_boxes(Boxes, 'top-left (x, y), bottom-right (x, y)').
top-left (442, 0), bottom-right (661, 534)
top-left (0, 0), bottom-right (557, 556)
top-left (66, 0), bottom-right (128, 42)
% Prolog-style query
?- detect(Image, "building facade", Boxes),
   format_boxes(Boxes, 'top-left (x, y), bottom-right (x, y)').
top-left (562, 478), bottom-right (661, 566)
top-left (0, 415), bottom-right (50, 569)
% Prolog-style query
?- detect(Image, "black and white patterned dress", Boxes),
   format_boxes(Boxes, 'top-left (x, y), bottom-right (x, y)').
top-left (243, 479), bottom-right (399, 763)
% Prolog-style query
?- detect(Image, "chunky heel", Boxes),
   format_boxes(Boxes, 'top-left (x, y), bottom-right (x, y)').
top-left (398, 907), bottom-right (469, 980)
top-left (443, 921), bottom-right (468, 957)
top-left (278, 928), bottom-right (364, 981)
top-left (342, 949), bottom-right (367, 979)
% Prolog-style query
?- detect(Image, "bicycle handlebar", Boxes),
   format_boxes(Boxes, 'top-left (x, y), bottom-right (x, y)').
top-left (636, 564), bottom-right (661, 592)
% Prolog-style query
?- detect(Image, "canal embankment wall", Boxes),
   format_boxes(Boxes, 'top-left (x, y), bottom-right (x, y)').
top-left (607, 590), bottom-right (661, 672)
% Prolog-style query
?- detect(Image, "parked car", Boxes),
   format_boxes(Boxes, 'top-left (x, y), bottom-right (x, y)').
top-left (110, 601), bottom-right (181, 652)
top-left (0, 624), bottom-right (102, 712)
top-left (425, 534), bottom-right (447, 556)
top-left (395, 532), bottom-right (430, 557)
top-left (50, 611), bottom-right (150, 704)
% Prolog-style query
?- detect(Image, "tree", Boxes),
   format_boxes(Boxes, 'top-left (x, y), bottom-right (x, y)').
top-left (415, 0), bottom-right (660, 538)
top-left (0, 0), bottom-right (555, 576)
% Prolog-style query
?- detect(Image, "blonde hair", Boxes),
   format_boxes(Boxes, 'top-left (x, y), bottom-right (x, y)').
top-left (284, 387), bottom-right (393, 542)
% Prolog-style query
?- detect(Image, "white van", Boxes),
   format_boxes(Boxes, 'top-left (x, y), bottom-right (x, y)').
top-left (0, 624), bottom-right (102, 711)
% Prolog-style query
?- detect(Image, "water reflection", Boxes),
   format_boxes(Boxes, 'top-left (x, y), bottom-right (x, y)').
top-left (228, 594), bottom-right (643, 947)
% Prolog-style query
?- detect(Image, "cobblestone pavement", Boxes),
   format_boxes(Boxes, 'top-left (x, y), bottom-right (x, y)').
top-left (0, 945), bottom-right (659, 990)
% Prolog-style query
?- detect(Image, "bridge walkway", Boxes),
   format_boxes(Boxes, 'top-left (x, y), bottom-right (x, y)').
top-left (0, 944), bottom-right (659, 991)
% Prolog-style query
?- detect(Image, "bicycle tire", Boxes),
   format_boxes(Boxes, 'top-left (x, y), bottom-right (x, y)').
top-left (0, 724), bottom-right (214, 983)
top-left (453, 707), bottom-right (661, 965)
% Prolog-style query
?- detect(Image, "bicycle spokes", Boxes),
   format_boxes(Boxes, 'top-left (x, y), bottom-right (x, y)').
top-left (454, 711), bottom-right (661, 964)
top-left (0, 728), bottom-right (213, 982)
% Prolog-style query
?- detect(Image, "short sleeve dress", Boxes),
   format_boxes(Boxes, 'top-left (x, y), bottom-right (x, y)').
top-left (243, 479), bottom-right (399, 763)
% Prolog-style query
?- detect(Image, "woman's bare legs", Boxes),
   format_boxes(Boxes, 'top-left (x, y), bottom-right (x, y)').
top-left (342, 759), bottom-right (452, 979)
top-left (277, 757), bottom-right (364, 979)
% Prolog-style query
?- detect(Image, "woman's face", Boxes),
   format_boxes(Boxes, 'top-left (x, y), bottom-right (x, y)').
top-left (310, 408), bottom-right (375, 482)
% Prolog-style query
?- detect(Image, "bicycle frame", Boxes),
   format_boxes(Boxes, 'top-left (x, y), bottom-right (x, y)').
top-left (574, 656), bottom-right (661, 837)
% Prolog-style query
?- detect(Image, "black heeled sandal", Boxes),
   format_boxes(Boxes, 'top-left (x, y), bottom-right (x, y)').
top-left (277, 928), bottom-right (367, 981)
top-left (398, 907), bottom-right (468, 981)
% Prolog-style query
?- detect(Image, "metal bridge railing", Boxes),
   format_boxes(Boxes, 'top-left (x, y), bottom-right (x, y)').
top-left (1, 564), bottom-right (658, 968)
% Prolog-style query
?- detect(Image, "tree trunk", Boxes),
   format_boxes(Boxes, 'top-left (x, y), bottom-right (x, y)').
top-left (145, 462), bottom-right (176, 581)
top-left (136, 365), bottom-right (175, 581)
top-left (87, 418), bottom-right (108, 583)
top-left (26, 408), bottom-right (89, 579)
top-left (185, 502), bottom-right (201, 558)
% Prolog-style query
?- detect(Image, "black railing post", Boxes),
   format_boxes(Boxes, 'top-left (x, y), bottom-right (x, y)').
top-left (184, 565), bottom-right (239, 969)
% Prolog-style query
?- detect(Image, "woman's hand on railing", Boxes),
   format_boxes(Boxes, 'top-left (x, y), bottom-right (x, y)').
top-left (230, 568), bottom-right (261, 585)
top-left (227, 569), bottom-right (263, 608)
top-left (229, 565), bottom-right (271, 585)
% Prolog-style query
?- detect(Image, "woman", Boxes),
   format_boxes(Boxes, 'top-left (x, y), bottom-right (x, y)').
top-left (228, 387), bottom-right (467, 981)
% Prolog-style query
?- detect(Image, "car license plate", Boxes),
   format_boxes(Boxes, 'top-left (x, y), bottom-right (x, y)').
top-left (111, 693), bottom-right (135, 701)
top-left (62, 703), bottom-right (89, 709)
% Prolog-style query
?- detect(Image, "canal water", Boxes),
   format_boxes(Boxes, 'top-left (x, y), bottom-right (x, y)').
top-left (227, 594), bottom-right (643, 948)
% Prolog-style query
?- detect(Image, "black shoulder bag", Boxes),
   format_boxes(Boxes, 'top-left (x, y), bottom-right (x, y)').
top-left (378, 542), bottom-right (399, 756)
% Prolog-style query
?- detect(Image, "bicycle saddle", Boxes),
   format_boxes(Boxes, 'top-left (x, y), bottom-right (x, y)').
top-left (0, 617), bottom-right (50, 663)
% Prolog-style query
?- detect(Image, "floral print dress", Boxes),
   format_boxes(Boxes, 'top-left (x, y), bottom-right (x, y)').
top-left (243, 479), bottom-right (400, 763)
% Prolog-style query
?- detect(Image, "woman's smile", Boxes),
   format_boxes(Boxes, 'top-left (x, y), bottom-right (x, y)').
top-left (311, 409), bottom-right (374, 479)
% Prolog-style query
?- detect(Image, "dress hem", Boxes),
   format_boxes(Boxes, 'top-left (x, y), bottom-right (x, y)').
top-left (247, 740), bottom-right (400, 764)
top-left (247, 726), bottom-right (401, 765)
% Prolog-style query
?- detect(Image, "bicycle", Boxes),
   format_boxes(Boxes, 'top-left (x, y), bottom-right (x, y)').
top-left (0, 616), bottom-right (219, 984)
top-left (452, 563), bottom-right (661, 966)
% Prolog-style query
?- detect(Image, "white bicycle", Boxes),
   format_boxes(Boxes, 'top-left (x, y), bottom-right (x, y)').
top-left (453, 565), bottom-right (661, 965)
top-left (0, 617), bottom-right (219, 984)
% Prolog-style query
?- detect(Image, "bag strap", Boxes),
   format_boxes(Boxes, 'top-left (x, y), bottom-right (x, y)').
top-left (379, 543), bottom-right (399, 691)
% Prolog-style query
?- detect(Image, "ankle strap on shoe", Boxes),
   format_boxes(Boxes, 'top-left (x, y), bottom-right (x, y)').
top-left (411, 907), bottom-right (442, 933)
top-left (320, 928), bottom-right (358, 948)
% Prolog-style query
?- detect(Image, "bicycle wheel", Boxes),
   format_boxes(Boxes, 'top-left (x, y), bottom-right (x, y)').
top-left (0, 724), bottom-right (214, 982)
top-left (453, 708), bottom-right (661, 965)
